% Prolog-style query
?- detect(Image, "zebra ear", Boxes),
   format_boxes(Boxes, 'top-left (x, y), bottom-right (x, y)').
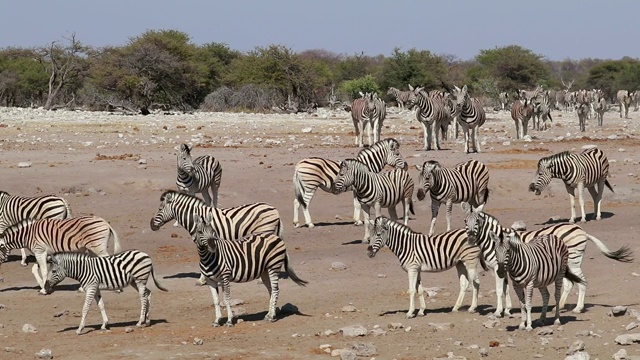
top-left (461, 202), bottom-right (472, 215)
top-left (414, 164), bottom-right (423, 172)
top-left (408, 84), bottom-right (414, 91)
top-left (204, 212), bottom-right (214, 224)
top-left (488, 231), bottom-right (499, 243)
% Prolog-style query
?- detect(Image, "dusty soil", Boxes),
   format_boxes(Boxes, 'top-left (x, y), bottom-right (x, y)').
top-left (0, 105), bottom-right (639, 360)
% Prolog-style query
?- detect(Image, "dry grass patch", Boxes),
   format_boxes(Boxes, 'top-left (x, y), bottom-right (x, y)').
top-left (94, 153), bottom-right (140, 161)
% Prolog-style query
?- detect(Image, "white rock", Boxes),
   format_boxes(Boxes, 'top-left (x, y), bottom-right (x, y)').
top-left (331, 262), bottom-right (347, 270)
top-left (17, 162), bottom-right (32, 168)
top-left (564, 352), bottom-right (590, 360)
top-left (627, 322), bottom-right (639, 331)
top-left (341, 305), bottom-right (357, 312)
top-left (567, 340), bottom-right (585, 355)
top-left (125, 326), bottom-right (134, 333)
top-left (615, 333), bottom-right (640, 345)
top-left (388, 322), bottom-right (404, 330)
top-left (610, 306), bottom-right (628, 317)
top-left (428, 322), bottom-right (453, 331)
top-left (339, 324), bottom-right (367, 337)
top-left (35, 349), bottom-right (52, 359)
top-left (138, 159), bottom-right (147, 164)
top-left (193, 337), bottom-right (204, 345)
top-left (301, 127), bottom-right (313, 133)
top-left (22, 324), bottom-right (37, 333)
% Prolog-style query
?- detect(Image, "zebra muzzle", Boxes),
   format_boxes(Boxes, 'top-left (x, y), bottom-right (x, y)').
top-left (416, 188), bottom-right (426, 201)
top-left (528, 183), bottom-right (538, 194)
top-left (366, 246), bottom-right (376, 258)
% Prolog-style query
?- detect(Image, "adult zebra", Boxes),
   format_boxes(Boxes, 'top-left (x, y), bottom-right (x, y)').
top-left (532, 95), bottom-right (553, 131)
top-left (462, 204), bottom-right (632, 316)
top-left (150, 190), bottom-right (283, 285)
top-left (490, 231), bottom-right (584, 331)
top-left (529, 147), bottom-right (613, 223)
top-left (0, 216), bottom-right (121, 294)
top-left (416, 159), bottom-right (489, 236)
top-left (194, 213), bottom-right (307, 326)
top-left (616, 90), bottom-right (636, 119)
top-left (387, 86), bottom-right (417, 111)
top-left (44, 250), bottom-right (168, 334)
top-left (331, 159), bottom-right (414, 243)
top-left (367, 216), bottom-right (487, 318)
top-left (412, 89), bottom-right (450, 151)
top-left (498, 91), bottom-right (510, 111)
top-left (293, 138), bottom-right (407, 228)
top-left (0, 191), bottom-right (72, 266)
top-left (176, 143), bottom-right (222, 208)
top-left (351, 92), bottom-right (386, 148)
top-left (450, 85), bottom-right (486, 153)
top-left (575, 102), bottom-right (589, 132)
top-left (511, 99), bottom-right (535, 139)
top-left (594, 96), bottom-right (607, 126)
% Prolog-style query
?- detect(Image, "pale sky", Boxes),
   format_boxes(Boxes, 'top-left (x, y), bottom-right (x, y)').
top-left (1, 0), bottom-right (637, 61)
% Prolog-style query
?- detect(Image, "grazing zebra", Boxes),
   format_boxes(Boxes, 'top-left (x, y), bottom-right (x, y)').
top-left (616, 90), bottom-right (635, 119)
top-left (0, 191), bottom-right (72, 266)
top-left (594, 96), bottom-right (607, 126)
top-left (529, 147), bottom-right (613, 223)
top-left (331, 159), bottom-right (414, 243)
top-left (498, 92), bottom-right (510, 111)
top-left (511, 99), bottom-right (535, 139)
top-left (575, 102), bottom-right (589, 132)
top-left (387, 86), bottom-right (417, 111)
top-left (176, 143), bottom-right (222, 208)
top-left (149, 190), bottom-right (283, 285)
top-left (194, 213), bottom-right (307, 326)
top-left (532, 97), bottom-right (553, 131)
top-left (0, 216), bottom-right (121, 294)
top-left (350, 92), bottom-right (386, 147)
top-left (450, 85), bottom-right (486, 153)
top-left (416, 159), bottom-right (489, 236)
top-left (412, 89), bottom-right (450, 151)
top-left (44, 250), bottom-right (168, 335)
top-left (490, 231), bottom-right (584, 331)
top-left (462, 205), bottom-right (632, 316)
top-left (293, 138), bottom-right (407, 228)
top-left (367, 216), bottom-right (487, 318)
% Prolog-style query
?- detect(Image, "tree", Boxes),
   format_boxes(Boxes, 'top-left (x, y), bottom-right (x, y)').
top-left (379, 48), bottom-right (449, 93)
top-left (339, 74), bottom-right (380, 100)
top-left (0, 47), bottom-right (48, 106)
top-left (40, 33), bottom-right (89, 109)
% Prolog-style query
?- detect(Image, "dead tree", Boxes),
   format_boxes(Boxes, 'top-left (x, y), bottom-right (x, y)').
top-left (40, 33), bottom-right (87, 110)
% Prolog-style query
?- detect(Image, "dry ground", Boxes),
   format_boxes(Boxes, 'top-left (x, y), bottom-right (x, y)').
top-left (0, 105), bottom-right (639, 360)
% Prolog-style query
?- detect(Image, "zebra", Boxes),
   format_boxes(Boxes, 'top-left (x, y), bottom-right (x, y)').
top-left (350, 92), bottom-right (386, 148)
top-left (44, 250), bottom-right (168, 335)
top-left (293, 138), bottom-right (407, 228)
top-left (412, 89), bottom-right (450, 151)
top-left (416, 159), bottom-right (489, 236)
top-left (529, 147), bottom-right (613, 223)
top-left (498, 92), bottom-right (510, 111)
top-left (193, 213), bottom-right (307, 326)
top-left (176, 143), bottom-right (222, 208)
top-left (594, 96), bottom-right (607, 126)
top-left (387, 86), bottom-right (417, 111)
top-left (511, 99), bottom-right (535, 139)
top-left (616, 90), bottom-right (635, 119)
top-left (519, 85), bottom-right (543, 102)
top-left (450, 85), bottom-right (486, 153)
top-left (367, 216), bottom-right (487, 318)
top-left (575, 102), bottom-right (589, 132)
top-left (532, 95), bottom-right (553, 131)
top-left (0, 216), bottom-right (121, 294)
top-left (149, 190), bottom-right (283, 285)
top-left (0, 191), bottom-right (72, 266)
top-left (490, 231), bottom-right (584, 331)
top-left (331, 159), bottom-right (414, 243)
top-left (462, 204), bottom-right (632, 316)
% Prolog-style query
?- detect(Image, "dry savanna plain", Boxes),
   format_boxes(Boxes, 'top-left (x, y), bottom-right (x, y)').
top-left (0, 104), bottom-right (639, 360)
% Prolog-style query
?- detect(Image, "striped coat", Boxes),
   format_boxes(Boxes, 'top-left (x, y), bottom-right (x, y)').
top-left (451, 85), bottom-right (486, 153)
top-left (413, 90), bottom-right (450, 151)
top-left (176, 143), bottom-right (222, 208)
top-left (511, 99), bottom-right (534, 139)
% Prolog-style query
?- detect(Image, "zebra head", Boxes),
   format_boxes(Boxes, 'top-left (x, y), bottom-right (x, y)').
top-left (150, 191), bottom-right (179, 231)
top-left (44, 254), bottom-right (66, 294)
top-left (450, 85), bottom-right (470, 112)
top-left (368, 138), bottom-right (407, 170)
top-left (461, 202), bottom-right (484, 245)
top-left (367, 216), bottom-right (390, 258)
top-left (194, 213), bottom-right (218, 252)
top-left (490, 230), bottom-right (510, 279)
top-left (331, 159), bottom-right (358, 194)
top-left (415, 160), bottom-right (439, 201)
top-left (177, 143), bottom-right (195, 176)
top-left (528, 158), bottom-right (553, 196)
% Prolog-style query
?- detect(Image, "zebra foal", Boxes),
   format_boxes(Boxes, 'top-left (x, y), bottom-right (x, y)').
top-left (387, 86), bottom-right (417, 111)
top-left (367, 216), bottom-right (487, 318)
top-left (44, 250), bottom-right (168, 335)
top-left (491, 231), bottom-right (584, 331)
top-left (176, 143), bottom-right (222, 208)
top-left (194, 213), bottom-right (307, 326)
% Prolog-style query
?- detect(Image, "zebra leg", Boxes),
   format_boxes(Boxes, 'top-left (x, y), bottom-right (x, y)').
top-left (211, 183), bottom-right (219, 208)
top-left (20, 248), bottom-right (28, 266)
top-left (221, 278), bottom-right (234, 327)
top-left (262, 270), bottom-right (279, 322)
top-left (406, 267), bottom-right (419, 318)
top-left (352, 191), bottom-right (363, 226)
top-left (77, 285), bottom-right (97, 335)
top-left (561, 263), bottom-right (587, 313)
top-left (445, 200), bottom-right (453, 232)
top-left (94, 290), bottom-right (110, 332)
top-left (553, 275), bottom-right (563, 325)
top-left (565, 184), bottom-right (578, 223)
top-left (514, 120), bottom-right (521, 140)
top-left (452, 262), bottom-right (470, 312)
top-left (576, 182), bottom-right (587, 223)
top-left (402, 198), bottom-right (410, 225)
top-left (472, 127), bottom-right (480, 153)
top-left (300, 188), bottom-right (318, 228)
top-left (513, 285), bottom-right (527, 330)
top-left (538, 286), bottom-right (550, 326)
top-left (493, 267), bottom-right (513, 317)
top-left (524, 283), bottom-right (534, 331)
top-left (387, 205), bottom-right (398, 222)
top-left (134, 282), bottom-right (152, 327)
top-left (205, 278), bottom-right (223, 326)
top-left (416, 272), bottom-right (427, 316)
top-left (588, 181), bottom-right (605, 220)
top-left (420, 122), bottom-right (431, 151)
top-left (428, 200), bottom-right (441, 236)
top-left (463, 127), bottom-right (471, 153)
top-left (361, 204), bottom-right (372, 243)
top-left (466, 260), bottom-right (479, 313)
top-left (34, 252), bottom-right (48, 294)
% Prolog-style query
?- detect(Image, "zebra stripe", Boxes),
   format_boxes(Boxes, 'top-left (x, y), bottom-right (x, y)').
top-left (532, 96), bottom-right (553, 131)
top-left (331, 159), bottom-right (414, 243)
top-left (367, 216), bottom-right (487, 317)
top-left (491, 231), bottom-right (583, 331)
top-left (575, 102), bottom-right (589, 132)
top-left (0, 191), bottom-right (72, 266)
top-left (416, 159), bottom-right (489, 236)
top-left (462, 205), bottom-right (633, 316)
top-left (594, 96), bottom-right (607, 126)
top-left (176, 143), bottom-right (222, 208)
top-left (194, 213), bottom-right (307, 326)
top-left (616, 90), bottom-right (635, 119)
top-left (529, 147), bottom-right (613, 223)
top-left (450, 85), bottom-right (486, 153)
top-left (350, 92), bottom-right (386, 148)
top-left (0, 216), bottom-right (121, 294)
top-left (44, 250), bottom-right (168, 334)
top-left (387, 87), bottom-right (417, 111)
top-left (293, 138), bottom-right (407, 228)
top-left (511, 99), bottom-right (534, 139)
top-left (412, 90), bottom-right (450, 151)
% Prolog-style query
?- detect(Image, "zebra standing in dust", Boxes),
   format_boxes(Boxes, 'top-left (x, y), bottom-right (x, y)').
top-left (44, 250), bottom-right (168, 335)
top-left (498, 92), bottom-right (510, 111)
top-left (367, 216), bottom-right (487, 318)
top-left (176, 143), bottom-right (222, 208)
top-left (412, 89), bottom-right (450, 151)
top-left (415, 159), bottom-right (489, 236)
top-left (529, 147), bottom-right (613, 223)
top-left (462, 205), bottom-right (632, 316)
top-left (0, 191), bottom-right (72, 266)
top-left (387, 86), bottom-right (417, 111)
top-left (450, 85), bottom-right (486, 153)
top-left (331, 159), bottom-right (414, 243)
top-left (490, 231), bottom-right (584, 331)
top-left (532, 94), bottom-right (553, 131)
top-left (511, 99), bottom-right (535, 139)
top-left (594, 96), bottom-right (607, 126)
top-left (616, 90), bottom-right (636, 119)
top-left (293, 138), bottom-right (407, 228)
top-left (351, 92), bottom-right (386, 147)
top-left (150, 190), bottom-right (283, 285)
top-left (575, 102), bottom-right (589, 132)
top-left (194, 213), bottom-right (307, 326)
top-left (0, 216), bottom-right (121, 294)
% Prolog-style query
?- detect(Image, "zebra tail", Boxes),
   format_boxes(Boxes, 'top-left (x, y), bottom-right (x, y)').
top-left (277, 219), bottom-right (285, 240)
top-left (150, 265), bottom-right (169, 292)
top-left (605, 179), bottom-right (614, 193)
top-left (409, 198), bottom-right (415, 216)
top-left (63, 199), bottom-right (73, 218)
top-left (110, 225), bottom-right (122, 254)
top-left (586, 234), bottom-right (633, 263)
top-left (284, 253), bottom-right (308, 287)
top-left (564, 268), bottom-right (586, 285)
top-left (293, 171), bottom-right (307, 208)
top-left (478, 252), bottom-right (489, 272)
top-left (482, 188), bottom-right (490, 206)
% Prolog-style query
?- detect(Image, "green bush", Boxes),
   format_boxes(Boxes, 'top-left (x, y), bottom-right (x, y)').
top-left (339, 75), bottom-right (381, 100)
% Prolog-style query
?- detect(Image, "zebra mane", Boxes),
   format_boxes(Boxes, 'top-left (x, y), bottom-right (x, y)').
top-left (359, 138), bottom-right (398, 156)
top-left (2, 217), bottom-right (38, 235)
top-left (342, 158), bottom-right (368, 170)
top-left (422, 160), bottom-right (441, 173)
top-left (382, 217), bottom-right (419, 235)
top-left (179, 143), bottom-right (191, 154)
top-left (539, 151), bottom-right (572, 166)
top-left (0, 190), bottom-right (9, 197)
top-left (50, 251), bottom-right (93, 263)
top-left (160, 190), bottom-right (206, 206)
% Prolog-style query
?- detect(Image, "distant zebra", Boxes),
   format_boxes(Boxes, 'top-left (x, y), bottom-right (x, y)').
top-left (0, 191), bottom-right (72, 266)
top-left (498, 92), bottom-right (510, 111)
top-left (462, 205), bottom-right (632, 316)
top-left (450, 85), bottom-right (486, 153)
top-left (387, 86), bottom-right (417, 111)
top-left (367, 216), bottom-right (487, 318)
top-left (331, 159), bottom-right (414, 243)
top-left (616, 90), bottom-right (635, 119)
top-left (415, 159), bottom-right (489, 236)
top-left (351, 92), bottom-right (386, 147)
top-left (194, 213), bottom-right (307, 326)
top-left (412, 89), bottom-right (450, 151)
top-left (511, 99), bottom-right (535, 139)
top-left (176, 143), bottom-right (222, 208)
top-left (293, 138), bottom-right (407, 228)
top-left (532, 96), bottom-right (553, 131)
top-left (529, 147), bottom-right (613, 223)
top-left (490, 231), bottom-right (584, 331)
top-left (575, 102), bottom-right (589, 132)
top-left (594, 96), bottom-right (607, 126)
top-left (44, 250), bottom-right (168, 335)
top-left (149, 190), bottom-right (283, 285)
top-left (0, 216), bottom-right (121, 294)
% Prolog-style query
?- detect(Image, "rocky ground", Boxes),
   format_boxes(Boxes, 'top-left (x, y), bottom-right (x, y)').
top-left (0, 105), bottom-right (639, 360)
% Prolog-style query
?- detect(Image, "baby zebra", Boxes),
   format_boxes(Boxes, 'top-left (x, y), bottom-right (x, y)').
top-left (367, 216), bottom-right (487, 318)
top-left (194, 213), bottom-right (307, 327)
top-left (44, 250), bottom-right (168, 335)
top-left (490, 231), bottom-right (584, 331)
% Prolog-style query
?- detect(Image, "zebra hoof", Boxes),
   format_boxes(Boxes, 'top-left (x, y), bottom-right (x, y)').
top-left (580, 219), bottom-right (586, 223)
top-left (307, 223), bottom-right (315, 229)
top-left (572, 307), bottom-right (584, 314)
top-left (225, 322), bottom-right (234, 328)
top-left (263, 315), bottom-right (276, 322)
top-left (212, 322), bottom-right (221, 327)
top-left (405, 312), bottom-right (416, 319)
top-left (467, 307), bottom-right (477, 313)
top-left (293, 223), bottom-right (300, 228)
top-left (553, 319), bottom-right (562, 326)
top-left (354, 221), bottom-right (363, 226)
top-left (20, 263), bottom-right (28, 267)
